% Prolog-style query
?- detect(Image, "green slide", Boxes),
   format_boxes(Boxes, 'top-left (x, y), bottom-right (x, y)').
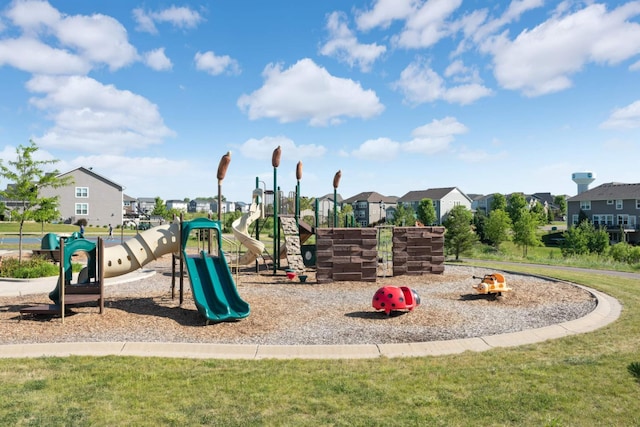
top-left (183, 251), bottom-right (249, 322)
top-left (181, 218), bottom-right (250, 322)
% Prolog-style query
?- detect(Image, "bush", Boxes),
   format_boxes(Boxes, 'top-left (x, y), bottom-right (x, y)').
top-left (0, 256), bottom-right (59, 278)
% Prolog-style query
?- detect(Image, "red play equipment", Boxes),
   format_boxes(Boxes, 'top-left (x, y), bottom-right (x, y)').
top-left (372, 285), bottom-right (421, 315)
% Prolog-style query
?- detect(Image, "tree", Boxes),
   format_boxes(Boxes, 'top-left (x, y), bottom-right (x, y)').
top-left (392, 204), bottom-right (416, 226)
top-left (33, 198), bottom-right (59, 235)
top-left (491, 193), bottom-right (507, 211)
top-left (443, 205), bottom-right (477, 260)
top-left (417, 198), bottom-right (437, 225)
top-left (562, 222), bottom-right (609, 257)
top-left (473, 210), bottom-right (488, 243)
top-left (530, 201), bottom-right (548, 224)
top-left (512, 210), bottom-right (541, 257)
top-left (507, 193), bottom-right (527, 224)
top-left (151, 197), bottom-right (167, 217)
top-left (553, 195), bottom-right (567, 218)
top-left (484, 208), bottom-right (512, 248)
top-left (0, 141), bottom-right (72, 262)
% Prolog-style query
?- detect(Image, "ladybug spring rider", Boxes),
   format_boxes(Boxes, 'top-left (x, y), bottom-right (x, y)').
top-left (372, 286), bottom-right (421, 315)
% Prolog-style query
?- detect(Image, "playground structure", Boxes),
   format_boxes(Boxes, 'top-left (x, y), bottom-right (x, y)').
top-left (18, 146), bottom-right (450, 323)
top-left (20, 217), bottom-right (249, 323)
top-left (472, 273), bottom-right (511, 297)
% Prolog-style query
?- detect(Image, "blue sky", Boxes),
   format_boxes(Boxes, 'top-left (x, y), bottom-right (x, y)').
top-left (1, 0), bottom-right (640, 203)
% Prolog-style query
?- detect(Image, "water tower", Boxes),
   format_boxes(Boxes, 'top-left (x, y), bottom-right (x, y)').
top-left (572, 172), bottom-right (595, 194)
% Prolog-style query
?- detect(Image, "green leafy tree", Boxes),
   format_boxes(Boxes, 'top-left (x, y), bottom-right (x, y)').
top-left (443, 205), bottom-right (477, 260)
top-left (512, 209), bottom-right (541, 257)
top-left (417, 198), bottom-right (437, 225)
top-left (562, 222), bottom-right (609, 257)
top-left (392, 204), bottom-right (416, 226)
top-left (33, 198), bottom-right (60, 235)
top-left (491, 193), bottom-right (507, 211)
top-left (507, 193), bottom-right (527, 224)
top-left (530, 201), bottom-right (548, 224)
top-left (473, 210), bottom-right (488, 243)
top-left (0, 141), bottom-right (72, 262)
top-left (554, 195), bottom-right (567, 218)
top-left (151, 197), bottom-right (167, 217)
top-left (299, 196), bottom-right (313, 211)
top-left (484, 208), bottom-right (512, 248)
top-left (338, 203), bottom-right (354, 227)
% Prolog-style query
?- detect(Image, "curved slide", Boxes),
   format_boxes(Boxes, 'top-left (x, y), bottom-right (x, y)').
top-left (231, 202), bottom-right (265, 265)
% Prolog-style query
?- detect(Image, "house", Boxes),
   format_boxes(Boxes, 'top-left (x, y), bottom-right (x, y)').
top-left (211, 200), bottom-right (236, 215)
top-left (38, 167), bottom-right (124, 227)
top-left (471, 193), bottom-right (496, 215)
top-left (137, 197), bottom-right (156, 215)
top-left (166, 199), bottom-right (188, 212)
top-left (123, 194), bottom-right (138, 218)
top-left (189, 199), bottom-right (212, 213)
top-left (397, 187), bottom-right (472, 225)
top-left (315, 193), bottom-right (343, 226)
top-left (342, 191), bottom-right (398, 227)
top-left (567, 182), bottom-right (640, 244)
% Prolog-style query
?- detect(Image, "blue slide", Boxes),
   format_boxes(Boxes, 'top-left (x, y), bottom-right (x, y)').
top-left (180, 217), bottom-right (249, 323)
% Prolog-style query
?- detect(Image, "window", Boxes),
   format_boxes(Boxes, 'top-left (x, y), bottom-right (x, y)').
top-left (636, 199), bottom-right (640, 209)
top-left (616, 200), bottom-right (623, 210)
top-left (580, 201), bottom-right (591, 210)
top-left (607, 200), bottom-right (614, 205)
top-left (75, 187), bottom-right (88, 198)
top-left (75, 203), bottom-right (88, 215)
top-left (618, 214), bottom-right (629, 226)
top-left (571, 214), bottom-right (579, 225)
top-left (593, 214), bottom-right (613, 226)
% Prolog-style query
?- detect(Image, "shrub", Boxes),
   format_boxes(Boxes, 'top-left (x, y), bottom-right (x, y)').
top-left (0, 257), bottom-right (59, 278)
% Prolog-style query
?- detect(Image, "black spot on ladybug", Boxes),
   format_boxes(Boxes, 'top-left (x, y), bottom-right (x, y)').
top-left (399, 297), bottom-right (404, 302)
top-left (380, 302), bottom-right (386, 307)
top-left (387, 293), bottom-right (393, 298)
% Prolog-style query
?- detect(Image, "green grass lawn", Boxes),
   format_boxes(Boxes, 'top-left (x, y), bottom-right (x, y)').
top-left (1, 264), bottom-right (639, 426)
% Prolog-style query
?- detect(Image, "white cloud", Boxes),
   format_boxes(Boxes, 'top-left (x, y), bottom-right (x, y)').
top-left (133, 6), bottom-right (203, 34)
top-left (56, 13), bottom-right (137, 71)
top-left (144, 48), bottom-right (172, 71)
top-left (26, 75), bottom-right (175, 154)
top-left (352, 137), bottom-right (400, 160)
top-left (237, 136), bottom-right (326, 161)
top-left (194, 51), bottom-right (240, 75)
top-left (355, 0), bottom-right (416, 31)
top-left (3, 1), bottom-right (138, 72)
top-left (483, 3), bottom-right (640, 96)
top-left (392, 58), bottom-right (492, 105)
top-left (5, 0), bottom-right (60, 31)
top-left (401, 117), bottom-right (468, 154)
top-left (600, 100), bottom-right (640, 130)
top-left (320, 11), bottom-right (386, 72)
top-left (0, 37), bottom-right (90, 74)
top-left (392, 0), bottom-right (463, 48)
top-left (237, 58), bottom-right (384, 126)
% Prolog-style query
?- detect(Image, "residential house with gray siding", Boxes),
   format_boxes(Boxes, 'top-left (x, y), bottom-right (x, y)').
top-left (567, 182), bottom-right (640, 244)
top-left (38, 167), bottom-right (124, 227)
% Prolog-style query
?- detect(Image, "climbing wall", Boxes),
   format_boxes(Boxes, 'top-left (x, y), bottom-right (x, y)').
top-left (315, 228), bottom-right (378, 283)
top-left (392, 226), bottom-right (445, 275)
top-left (279, 216), bottom-right (305, 273)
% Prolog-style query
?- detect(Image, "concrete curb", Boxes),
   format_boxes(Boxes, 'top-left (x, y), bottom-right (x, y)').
top-left (0, 284), bottom-right (621, 360)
